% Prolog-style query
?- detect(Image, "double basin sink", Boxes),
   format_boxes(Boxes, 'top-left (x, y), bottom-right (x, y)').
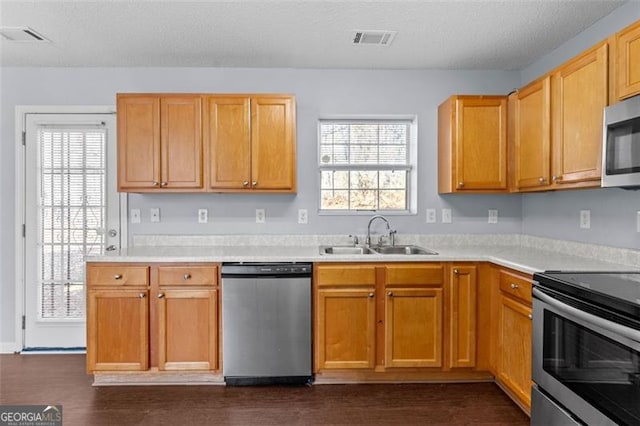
top-left (319, 245), bottom-right (438, 256)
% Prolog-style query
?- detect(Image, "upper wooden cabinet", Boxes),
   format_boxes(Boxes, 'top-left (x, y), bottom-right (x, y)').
top-left (438, 95), bottom-right (508, 193)
top-left (204, 95), bottom-right (297, 192)
top-left (616, 20), bottom-right (640, 100)
top-left (551, 41), bottom-right (609, 188)
top-left (117, 94), bottom-right (203, 192)
top-left (511, 76), bottom-right (552, 191)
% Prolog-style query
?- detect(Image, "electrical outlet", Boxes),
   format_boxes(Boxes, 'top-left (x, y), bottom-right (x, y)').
top-left (130, 209), bottom-right (141, 224)
top-left (442, 208), bottom-right (452, 224)
top-left (488, 209), bottom-right (498, 224)
top-left (256, 209), bottom-right (265, 224)
top-left (298, 209), bottom-right (308, 224)
top-left (426, 208), bottom-right (436, 224)
top-left (636, 211), bottom-right (640, 233)
top-left (580, 210), bottom-right (591, 229)
top-left (150, 208), bottom-right (160, 223)
top-left (198, 209), bottom-right (208, 224)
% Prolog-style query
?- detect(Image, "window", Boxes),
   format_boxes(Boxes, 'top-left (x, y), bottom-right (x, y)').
top-left (318, 118), bottom-right (416, 213)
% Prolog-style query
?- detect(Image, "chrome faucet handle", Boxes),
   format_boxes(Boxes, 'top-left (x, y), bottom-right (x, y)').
top-left (389, 229), bottom-right (397, 246)
top-left (348, 234), bottom-right (359, 246)
top-left (377, 235), bottom-right (386, 247)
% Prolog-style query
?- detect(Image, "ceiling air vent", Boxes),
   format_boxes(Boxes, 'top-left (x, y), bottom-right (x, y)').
top-left (352, 30), bottom-right (397, 47)
top-left (0, 27), bottom-right (50, 42)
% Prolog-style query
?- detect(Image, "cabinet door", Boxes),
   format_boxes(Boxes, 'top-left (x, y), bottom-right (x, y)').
top-left (251, 96), bottom-right (296, 191)
top-left (86, 289), bottom-right (149, 372)
top-left (384, 287), bottom-right (443, 368)
top-left (205, 96), bottom-right (251, 190)
top-left (497, 294), bottom-right (532, 409)
top-left (455, 97), bottom-right (508, 191)
top-left (316, 288), bottom-right (376, 370)
top-left (617, 20), bottom-right (640, 100)
top-left (117, 95), bottom-right (160, 190)
top-left (552, 42), bottom-right (608, 187)
top-left (514, 76), bottom-right (552, 190)
top-left (448, 266), bottom-right (477, 368)
top-left (160, 96), bottom-right (203, 189)
top-left (157, 288), bottom-right (218, 371)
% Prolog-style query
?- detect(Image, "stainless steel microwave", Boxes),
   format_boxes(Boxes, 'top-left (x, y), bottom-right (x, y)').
top-left (602, 95), bottom-right (640, 188)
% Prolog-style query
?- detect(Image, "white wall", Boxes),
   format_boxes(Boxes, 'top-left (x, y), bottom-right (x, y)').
top-left (0, 67), bottom-right (522, 346)
top-left (519, 1), bottom-right (640, 251)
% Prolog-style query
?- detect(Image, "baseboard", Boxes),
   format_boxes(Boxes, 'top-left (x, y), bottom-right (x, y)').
top-left (0, 341), bottom-right (19, 353)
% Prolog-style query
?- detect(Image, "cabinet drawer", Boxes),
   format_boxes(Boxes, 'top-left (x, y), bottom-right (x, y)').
top-left (158, 265), bottom-right (218, 286)
top-left (86, 264), bottom-right (149, 287)
top-left (385, 264), bottom-right (443, 286)
top-left (316, 265), bottom-right (376, 286)
top-left (499, 269), bottom-right (532, 304)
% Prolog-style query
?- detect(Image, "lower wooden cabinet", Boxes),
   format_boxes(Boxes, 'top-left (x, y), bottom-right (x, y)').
top-left (316, 288), bottom-right (376, 369)
top-left (87, 289), bottom-right (149, 372)
top-left (86, 262), bottom-right (220, 374)
top-left (494, 267), bottom-right (533, 412)
top-left (448, 265), bottom-right (477, 368)
top-left (384, 287), bottom-right (442, 368)
top-left (157, 288), bottom-right (218, 371)
top-left (314, 263), bottom-right (446, 372)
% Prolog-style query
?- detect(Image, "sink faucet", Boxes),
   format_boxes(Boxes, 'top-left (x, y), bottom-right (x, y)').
top-left (366, 215), bottom-right (394, 247)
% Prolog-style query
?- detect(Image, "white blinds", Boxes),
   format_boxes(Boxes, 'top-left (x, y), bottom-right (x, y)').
top-left (38, 127), bottom-right (106, 319)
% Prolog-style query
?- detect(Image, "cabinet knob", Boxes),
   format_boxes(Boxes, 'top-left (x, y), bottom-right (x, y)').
top-left (539, 177), bottom-right (546, 183)
top-left (158, 293), bottom-right (165, 299)
top-left (242, 181), bottom-right (249, 187)
top-left (453, 269), bottom-right (459, 275)
top-left (510, 283), bottom-right (519, 289)
top-left (528, 314), bottom-right (533, 320)
top-left (113, 274), bottom-right (123, 280)
top-left (152, 181), bottom-right (159, 187)
top-left (387, 291), bottom-right (393, 297)
top-left (160, 182), bottom-right (168, 187)
top-left (368, 292), bottom-right (375, 298)
top-left (138, 293), bottom-right (146, 299)
top-left (183, 273), bottom-right (191, 280)
top-left (552, 175), bottom-right (558, 182)
top-left (458, 182), bottom-right (464, 188)
top-left (252, 181), bottom-right (257, 188)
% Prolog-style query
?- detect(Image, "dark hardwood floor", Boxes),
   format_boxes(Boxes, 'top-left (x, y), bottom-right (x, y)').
top-left (0, 354), bottom-right (529, 425)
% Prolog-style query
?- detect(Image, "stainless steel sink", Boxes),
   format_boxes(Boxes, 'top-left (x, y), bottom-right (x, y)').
top-left (319, 245), bottom-right (374, 255)
top-left (319, 244), bottom-right (437, 255)
top-left (369, 245), bottom-right (438, 255)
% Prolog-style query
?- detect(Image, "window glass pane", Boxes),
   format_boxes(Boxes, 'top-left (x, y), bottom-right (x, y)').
top-left (321, 190), bottom-right (349, 209)
top-left (380, 190), bottom-right (407, 210)
top-left (380, 170), bottom-right (406, 189)
top-left (350, 190), bottom-right (377, 210)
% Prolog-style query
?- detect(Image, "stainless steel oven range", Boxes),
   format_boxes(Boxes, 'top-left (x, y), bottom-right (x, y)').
top-left (532, 271), bottom-right (640, 425)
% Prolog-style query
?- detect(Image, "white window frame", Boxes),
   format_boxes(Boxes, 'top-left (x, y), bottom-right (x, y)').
top-left (13, 105), bottom-right (127, 352)
top-left (317, 115), bottom-right (418, 216)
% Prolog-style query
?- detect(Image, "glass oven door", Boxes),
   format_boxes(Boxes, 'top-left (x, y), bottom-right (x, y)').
top-left (533, 287), bottom-right (640, 426)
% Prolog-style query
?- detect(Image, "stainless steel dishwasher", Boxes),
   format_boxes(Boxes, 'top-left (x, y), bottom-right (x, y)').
top-left (221, 262), bottom-right (312, 385)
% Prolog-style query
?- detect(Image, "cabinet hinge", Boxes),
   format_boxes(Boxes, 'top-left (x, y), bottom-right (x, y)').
top-left (22, 131), bottom-right (26, 146)
top-left (22, 224), bottom-right (26, 238)
top-left (22, 315), bottom-right (26, 330)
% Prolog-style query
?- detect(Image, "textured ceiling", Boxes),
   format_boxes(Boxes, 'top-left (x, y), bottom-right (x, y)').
top-left (0, 0), bottom-right (629, 69)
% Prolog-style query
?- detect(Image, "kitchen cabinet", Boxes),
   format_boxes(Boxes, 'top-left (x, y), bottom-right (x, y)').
top-left (447, 265), bottom-right (477, 368)
top-left (511, 76), bottom-right (552, 191)
top-left (204, 95), bottom-right (296, 192)
top-left (438, 95), bottom-right (508, 193)
top-left (86, 262), bottom-right (220, 374)
top-left (315, 263), bottom-right (444, 371)
top-left (315, 265), bottom-right (377, 369)
top-left (494, 267), bottom-right (533, 412)
top-left (86, 264), bottom-right (150, 372)
top-left (117, 94), bottom-right (203, 192)
top-left (616, 20), bottom-right (640, 100)
top-left (157, 265), bottom-right (219, 371)
top-left (551, 41), bottom-right (608, 188)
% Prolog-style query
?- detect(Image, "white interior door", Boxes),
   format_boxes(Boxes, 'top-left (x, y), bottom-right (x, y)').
top-left (23, 113), bottom-right (120, 349)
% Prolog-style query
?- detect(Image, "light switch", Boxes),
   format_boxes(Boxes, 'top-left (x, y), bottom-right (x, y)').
top-left (130, 209), bottom-right (140, 224)
top-left (488, 209), bottom-right (498, 224)
top-left (426, 209), bottom-right (436, 224)
top-left (442, 208), bottom-right (452, 224)
top-left (198, 209), bottom-right (208, 224)
top-left (580, 210), bottom-right (590, 229)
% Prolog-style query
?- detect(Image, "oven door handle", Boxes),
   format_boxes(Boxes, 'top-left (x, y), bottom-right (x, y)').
top-left (533, 287), bottom-right (640, 344)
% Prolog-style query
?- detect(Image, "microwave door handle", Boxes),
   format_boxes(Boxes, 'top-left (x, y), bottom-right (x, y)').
top-left (533, 287), bottom-right (640, 344)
